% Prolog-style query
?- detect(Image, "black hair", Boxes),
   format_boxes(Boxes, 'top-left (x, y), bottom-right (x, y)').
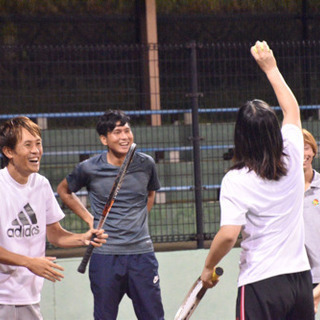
top-left (96, 110), bottom-right (131, 136)
top-left (230, 99), bottom-right (287, 180)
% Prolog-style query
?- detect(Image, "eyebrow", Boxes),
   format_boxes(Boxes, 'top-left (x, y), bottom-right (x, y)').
top-left (113, 126), bottom-right (130, 131)
top-left (23, 138), bottom-right (42, 143)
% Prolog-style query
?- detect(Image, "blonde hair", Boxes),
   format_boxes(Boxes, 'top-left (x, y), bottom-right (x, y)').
top-left (302, 128), bottom-right (317, 156)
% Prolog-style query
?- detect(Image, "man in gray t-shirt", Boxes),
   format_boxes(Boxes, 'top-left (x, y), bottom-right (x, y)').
top-left (57, 110), bottom-right (164, 320)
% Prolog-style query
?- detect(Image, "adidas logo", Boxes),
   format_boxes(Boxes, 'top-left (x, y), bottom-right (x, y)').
top-left (7, 203), bottom-right (40, 238)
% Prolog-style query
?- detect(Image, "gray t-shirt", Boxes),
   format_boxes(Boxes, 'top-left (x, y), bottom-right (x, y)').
top-left (66, 151), bottom-right (160, 254)
top-left (304, 169), bottom-right (320, 284)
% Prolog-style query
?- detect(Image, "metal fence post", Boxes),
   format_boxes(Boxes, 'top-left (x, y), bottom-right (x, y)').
top-left (187, 40), bottom-right (204, 248)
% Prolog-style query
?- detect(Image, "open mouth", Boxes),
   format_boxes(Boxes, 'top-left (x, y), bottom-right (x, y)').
top-left (29, 158), bottom-right (40, 164)
top-left (119, 143), bottom-right (130, 149)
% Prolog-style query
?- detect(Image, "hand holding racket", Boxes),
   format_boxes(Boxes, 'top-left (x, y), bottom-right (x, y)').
top-left (77, 143), bottom-right (137, 274)
top-left (174, 267), bottom-right (224, 320)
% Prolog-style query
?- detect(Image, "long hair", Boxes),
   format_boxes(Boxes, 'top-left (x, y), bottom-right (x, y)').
top-left (230, 99), bottom-right (287, 180)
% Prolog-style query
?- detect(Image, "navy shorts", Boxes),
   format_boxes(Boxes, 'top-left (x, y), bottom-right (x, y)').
top-left (236, 270), bottom-right (314, 320)
top-left (89, 252), bottom-right (164, 320)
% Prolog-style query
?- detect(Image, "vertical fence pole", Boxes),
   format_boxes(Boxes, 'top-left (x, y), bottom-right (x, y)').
top-left (188, 40), bottom-right (204, 249)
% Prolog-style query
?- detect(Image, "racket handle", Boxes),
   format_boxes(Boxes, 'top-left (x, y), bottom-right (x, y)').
top-left (77, 235), bottom-right (95, 274)
top-left (212, 267), bottom-right (224, 281)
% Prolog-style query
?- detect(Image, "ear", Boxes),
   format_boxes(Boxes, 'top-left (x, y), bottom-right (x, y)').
top-left (2, 146), bottom-right (13, 160)
top-left (99, 135), bottom-right (108, 146)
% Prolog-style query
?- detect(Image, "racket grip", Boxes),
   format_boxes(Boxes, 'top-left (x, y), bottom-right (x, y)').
top-left (212, 267), bottom-right (224, 281)
top-left (77, 237), bottom-right (95, 274)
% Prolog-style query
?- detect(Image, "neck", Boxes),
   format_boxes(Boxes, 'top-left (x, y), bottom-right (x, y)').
top-left (106, 151), bottom-right (126, 167)
top-left (6, 164), bottom-right (29, 185)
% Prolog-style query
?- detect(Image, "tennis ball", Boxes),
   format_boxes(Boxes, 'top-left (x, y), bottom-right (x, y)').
top-left (254, 41), bottom-right (268, 53)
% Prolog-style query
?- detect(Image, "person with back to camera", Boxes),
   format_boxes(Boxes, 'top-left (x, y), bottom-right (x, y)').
top-left (302, 128), bottom-right (320, 315)
top-left (57, 109), bottom-right (164, 320)
top-left (0, 116), bottom-right (107, 320)
top-left (200, 41), bottom-right (314, 319)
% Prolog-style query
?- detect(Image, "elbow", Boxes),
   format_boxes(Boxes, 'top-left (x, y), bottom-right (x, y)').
top-left (57, 179), bottom-right (71, 199)
top-left (218, 225), bottom-right (241, 248)
top-left (219, 234), bottom-right (238, 249)
top-left (56, 182), bottom-right (64, 197)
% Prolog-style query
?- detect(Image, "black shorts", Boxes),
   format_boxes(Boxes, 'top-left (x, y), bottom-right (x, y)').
top-left (236, 271), bottom-right (314, 320)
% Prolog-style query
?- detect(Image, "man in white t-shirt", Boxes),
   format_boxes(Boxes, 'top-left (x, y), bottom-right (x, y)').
top-left (0, 116), bottom-right (107, 320)
top-left (201, 41), bottom-right (314, 319)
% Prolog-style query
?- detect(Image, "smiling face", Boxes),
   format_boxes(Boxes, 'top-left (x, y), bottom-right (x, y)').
top-left (303, 143), bottom-right (315, 171)
top-left (100, 121), bottom-right (134, 164)
top-left (4, 128), bottom-right (43, 184)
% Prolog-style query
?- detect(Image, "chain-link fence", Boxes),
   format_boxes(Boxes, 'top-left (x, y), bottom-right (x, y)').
top-left (1, 41), bottom-right (320, 252)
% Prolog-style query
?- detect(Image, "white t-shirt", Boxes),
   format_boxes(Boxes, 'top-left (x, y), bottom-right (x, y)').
top-left (220, 124), bottom-right (310, 287)
top-left (0, 167), bottom-right (64, 305)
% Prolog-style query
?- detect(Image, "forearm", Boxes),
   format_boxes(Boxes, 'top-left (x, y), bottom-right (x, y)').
top-left (201, 225), bottom-right (240, 287)
top-left (265, 68), bottom-right (300, 127)
top-left (61, 193), bottom-right (93, 226)
top-left (46, 224), bottom-right (86, 248)
top-left (0, 246), bottom-right (32, 268)
top-left (314, 284), bottom-right (320, 298)
top-left (204, 226), bottom-right (240, 269)
top-left (57, 179), bottom-right (93, 227)
top-left (251, 41), bottom-right (300, 128)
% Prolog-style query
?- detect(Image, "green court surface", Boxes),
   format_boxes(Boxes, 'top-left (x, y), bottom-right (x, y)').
top-left (41, 248), bottom-right (320, 320)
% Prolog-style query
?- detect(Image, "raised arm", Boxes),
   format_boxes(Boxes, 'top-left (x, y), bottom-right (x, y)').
top-left (57, 178), bottom-right (94, 229)
top-left (251, 40), bottom-right (301, 129)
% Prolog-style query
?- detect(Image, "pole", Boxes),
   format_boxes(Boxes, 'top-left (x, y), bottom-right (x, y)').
top-left (188, 40), bottom-right (204, 248)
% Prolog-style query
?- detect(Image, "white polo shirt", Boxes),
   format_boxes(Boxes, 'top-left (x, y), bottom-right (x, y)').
top-left (304, 169), bottom-right (320, 284)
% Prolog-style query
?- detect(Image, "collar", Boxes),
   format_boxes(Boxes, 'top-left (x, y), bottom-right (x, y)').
top-left (310, 170), bottom-right (320, 189)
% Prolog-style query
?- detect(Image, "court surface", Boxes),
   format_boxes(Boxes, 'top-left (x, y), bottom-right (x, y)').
top-left (41, 248), bottom-right (320, 319)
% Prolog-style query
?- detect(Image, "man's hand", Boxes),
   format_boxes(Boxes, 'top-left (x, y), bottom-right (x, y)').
top-left (82, 228), bottom-right (108, 246)
top-left (25, 256), bottom-right (64, 282)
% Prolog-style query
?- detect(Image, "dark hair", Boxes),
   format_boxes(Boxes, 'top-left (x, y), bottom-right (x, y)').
top-left (96, 110), bottom-right (130, 136)
top-left (230, 99), bottom-right (287, 180)
top-left (0, 116), bottom-right (41, 167)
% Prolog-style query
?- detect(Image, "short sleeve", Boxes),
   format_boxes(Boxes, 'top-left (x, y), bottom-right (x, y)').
top-left (44, 179), bottom-right (65, 225)
top-left (66, 162), bottom-right (89, 193)
top-left (219, 173), bottom-right (247, 226)
top-left (147, 156), bottom-right (161, 191)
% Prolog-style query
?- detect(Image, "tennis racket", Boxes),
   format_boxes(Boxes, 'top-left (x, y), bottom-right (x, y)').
top-left (77, 143), bottom-right (137, 274)
top-left (174, 267), bottom-right (224, 320)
